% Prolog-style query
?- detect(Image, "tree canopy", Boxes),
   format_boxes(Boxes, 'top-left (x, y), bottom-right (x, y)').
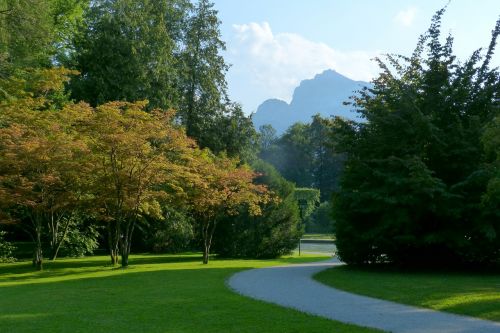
top-left (333, 8), bottom-right (500, 265)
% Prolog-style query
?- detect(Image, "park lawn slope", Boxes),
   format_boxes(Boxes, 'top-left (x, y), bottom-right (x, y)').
top-left (315, 265), bottom-right (500, 322)
top-left (0, 254), bottom-right (381, 333)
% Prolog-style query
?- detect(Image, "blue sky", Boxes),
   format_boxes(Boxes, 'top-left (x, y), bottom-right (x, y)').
top-left (212, 0), bottom-right (500, 114)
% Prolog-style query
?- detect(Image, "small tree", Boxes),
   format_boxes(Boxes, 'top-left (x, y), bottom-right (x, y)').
top-left (187, 152), bottom-right (270, 264)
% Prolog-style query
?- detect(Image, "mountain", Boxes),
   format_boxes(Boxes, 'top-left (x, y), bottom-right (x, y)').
top-left (252, 69), bottom-right (369, 134)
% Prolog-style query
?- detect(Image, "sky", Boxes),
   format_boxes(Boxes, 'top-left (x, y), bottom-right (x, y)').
top-left (211, 0), bottom-right (500, 114)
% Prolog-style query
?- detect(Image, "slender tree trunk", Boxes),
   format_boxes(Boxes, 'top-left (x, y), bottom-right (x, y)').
top-left (32, 219), bottom-right (43, 271)
top-left (120, 235), bottom-right (129, 268)
top-left (120, 219), bottom-right (136, 268)
top-left (203, 245), bottom-right (209, 264)
top-left (108, 223), bottom-right (119, 265)
top-left (51, 216), bottom-right (72, 261)
top-left (202, 218), bottom-right (217, 265)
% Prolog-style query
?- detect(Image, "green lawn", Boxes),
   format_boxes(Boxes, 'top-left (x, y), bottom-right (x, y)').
top-left (315, 265), bottom-right (500, 322)
top-left (301, 233), bottom-right (334, 240)
top-left (0, 253), bottom-right (381, 333)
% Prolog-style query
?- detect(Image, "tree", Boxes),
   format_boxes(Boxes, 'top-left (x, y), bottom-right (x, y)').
top-left (263, 123), bottom-right (314, 187)
top-left (186, 152), bottom-right (270, 264)
top-left (258, 125), bottom-right (278, 151)
top-left (259, 116), bottom-right (344, 201)
top-left (309, 115), bottom-right (344, 201)
top-left (0, 0), bottom-right (87, 101)
top-left (0, 74), bottom-right (91, 269)
top-left (178, 0), bottom-right (229, 147)
top-left (333, 9), bottom-right (500, 265)
top-left (213, 160), bottom-right (302, 258)
top-left (0, 0), bottom-right (54, 71)
top-left (69, 0), bottom-right (188, 109)
top-left (83, 101), bottom-right (192, 267)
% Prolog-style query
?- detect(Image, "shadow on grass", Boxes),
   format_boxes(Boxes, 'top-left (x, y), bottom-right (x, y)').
top-left (0, 254), bottom-right (206, 286)
top-left (0, 264), bottom-right (380, 333)
top-left (0, 253), bottom-right (330, 287)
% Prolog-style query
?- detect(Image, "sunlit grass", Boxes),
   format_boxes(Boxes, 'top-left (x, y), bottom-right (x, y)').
top-left (315, 265), bottom-right (500, 322)
top-left (302, 233), bottom-right (335, 240)
top-left (0, 253), bottom-right (381, 333)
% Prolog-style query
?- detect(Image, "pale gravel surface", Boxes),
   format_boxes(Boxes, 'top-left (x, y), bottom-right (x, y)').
top-left (228, 258), bottom-right (500, 333)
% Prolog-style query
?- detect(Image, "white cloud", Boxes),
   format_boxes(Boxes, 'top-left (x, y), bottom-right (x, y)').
top-left (394, 7), bottom-right (418, 27)
top-left (228, 22), bottom-right (379, 106)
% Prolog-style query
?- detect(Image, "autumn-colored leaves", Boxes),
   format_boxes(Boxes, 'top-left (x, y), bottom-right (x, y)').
top-left (0, 70), bottom-right (270, 268)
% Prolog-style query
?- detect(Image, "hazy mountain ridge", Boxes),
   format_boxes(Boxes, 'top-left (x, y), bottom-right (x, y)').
top-left (252, 70), bottom-right (370, 133)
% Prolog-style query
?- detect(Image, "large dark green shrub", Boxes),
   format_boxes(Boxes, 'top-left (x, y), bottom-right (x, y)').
top-left (142, 206), bottom-right (194, 253)
top-left (213, 160), bottom-right (301, 258)
top-left (334, 9), bottom-right (500, 265)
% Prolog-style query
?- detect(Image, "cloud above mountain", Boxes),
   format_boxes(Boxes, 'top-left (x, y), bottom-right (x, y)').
top-left (229, 22), bottom-right (379, 104)
top-left (394, 6), bottom-right (418, 27)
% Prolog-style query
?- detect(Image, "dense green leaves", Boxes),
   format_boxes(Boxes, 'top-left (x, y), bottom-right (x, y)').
top-left (334, 9), bottom-right (500, 265)
top-left (213, 160), bottom-right (302, 258)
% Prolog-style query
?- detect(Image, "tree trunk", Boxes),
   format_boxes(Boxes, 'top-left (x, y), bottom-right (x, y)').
top-left (51, 216), bottom-right (72, 261)
top-left (119, 219), bottom-right (136, 268)
top-left (108, 223), bottom-right (119, 265)
top-left (202, 218), bottom-right (217, 265)
top-left (203, 245), bottom-right (209, 264)
top-left (121, 251), bottom-right (129, 267)
top-left (33, 221), bottom-right (43, 271)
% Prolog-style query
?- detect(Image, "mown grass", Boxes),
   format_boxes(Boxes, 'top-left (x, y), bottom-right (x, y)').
top-left (301, 233), bottom-right (334, 240)
top-left (0, 253), bottom-right (381, 333)
top-left (315, 265), bottom-right (500, 322)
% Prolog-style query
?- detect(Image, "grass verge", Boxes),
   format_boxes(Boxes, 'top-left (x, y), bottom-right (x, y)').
top-left (0, 253), bottom-right (381, 333)
top-left (315, 265), bottom-right (500, 322)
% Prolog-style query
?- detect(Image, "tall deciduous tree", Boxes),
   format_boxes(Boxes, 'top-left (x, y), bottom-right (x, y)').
top-left (0, 70), bottom-right (91, 269)
top-left (83, 101), bottom-right (192, 267)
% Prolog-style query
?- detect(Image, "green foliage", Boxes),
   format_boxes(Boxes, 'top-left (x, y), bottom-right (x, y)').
top-left (294, 187), bottom-right (320, 220)
top-left (259, 115), bottom-right (344, 200)
top-left (0, 231), bottom-right (16, 262)
top-left (333, 9), bottom-right (500, 265)
top-left (67, 0), bottom-right (256, 157)
top-left (0, 0), bottom-right (87, 91)
top-left (69, 0), bottom-right (185, 109)
top-left (0, 0), bottom-right (53, 69)
top-left (213, 160), bottom-right (302, 258)
top-left (306, 201), bottom-right (335, 234)
top-left (144, 206), bottom-right (194, 253)
top-left (178, 0), bottom-right (229, 146)
top-left (58, 219), bottom-right (100, 257)
top-left (262, 123), bottom-right (314, 186)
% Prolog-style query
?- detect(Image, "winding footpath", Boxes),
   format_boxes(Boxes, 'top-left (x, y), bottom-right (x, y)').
top-left (228, 258), bottom-right (500, 333)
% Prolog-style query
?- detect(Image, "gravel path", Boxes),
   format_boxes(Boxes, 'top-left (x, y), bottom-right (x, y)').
top-left (227, 258), bottom-right (500, 333)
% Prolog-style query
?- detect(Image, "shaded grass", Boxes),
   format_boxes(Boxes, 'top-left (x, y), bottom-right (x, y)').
top-left (302, 233), bottom-right (335, 240)
top-left (0, 253), bottom-right (381, 333)
top-left (315, 265), bottom-right (500, 322)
